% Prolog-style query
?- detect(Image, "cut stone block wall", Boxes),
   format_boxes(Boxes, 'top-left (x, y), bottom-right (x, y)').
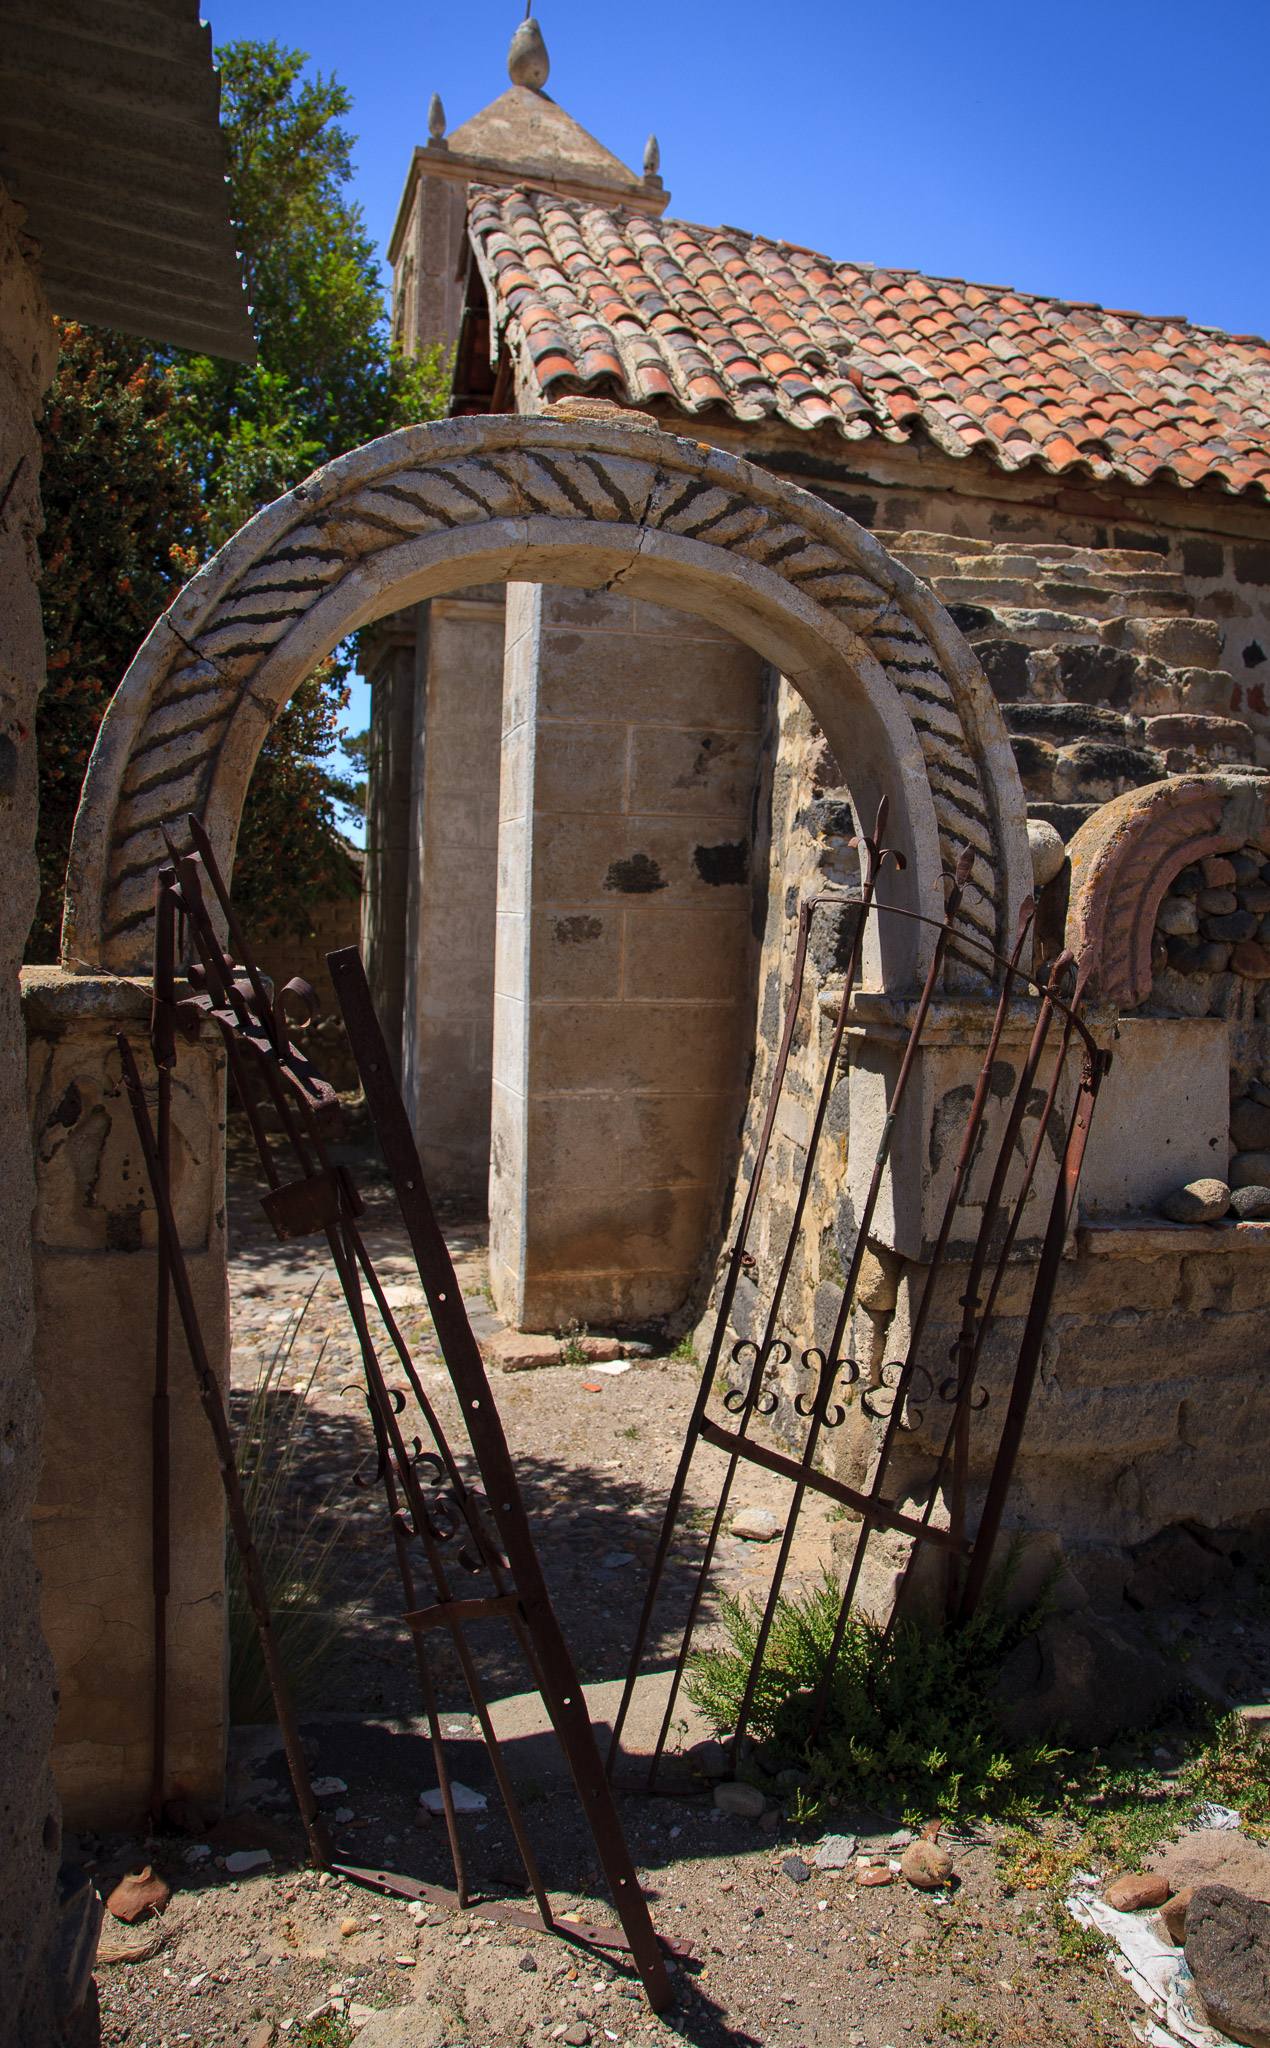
top-left (403, 587), bottom-right (506, 1198)
top-left (23, 969), bottom-right (230, 1832)
top-left (0, 175), bottom-right (63, 2046)
top-left (490, 583), bottom-right (767, 1330)
top-left (695, 536), bottom-right (1270, 1598)
top-left (687, 419), bottom-right (1270, 756)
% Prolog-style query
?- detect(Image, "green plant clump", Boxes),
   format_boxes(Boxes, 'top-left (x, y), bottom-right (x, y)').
top-left (686, 1568), bottom-right (1060, 1822)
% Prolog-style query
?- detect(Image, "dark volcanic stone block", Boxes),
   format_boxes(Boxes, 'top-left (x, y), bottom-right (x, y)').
top-left (1185, 1885), bottom-right (1270, 2048)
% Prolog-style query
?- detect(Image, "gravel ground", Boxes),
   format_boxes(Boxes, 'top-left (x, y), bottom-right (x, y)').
top-left (81, 1120), bottom-right (1144, 2045)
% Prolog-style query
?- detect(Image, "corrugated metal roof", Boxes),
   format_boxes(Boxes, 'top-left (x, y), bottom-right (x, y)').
top-left (0, 0), bottom-right (255, 362)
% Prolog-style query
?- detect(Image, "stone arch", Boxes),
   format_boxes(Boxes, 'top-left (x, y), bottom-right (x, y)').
top-left (64, 414), bottom-right (1029, 982)
top-left (1065, 771), bottom-right (1270, 1005)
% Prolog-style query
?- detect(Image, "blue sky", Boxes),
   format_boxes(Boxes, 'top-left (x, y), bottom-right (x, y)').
top-left (201, 0), bottom-right (1270, 835)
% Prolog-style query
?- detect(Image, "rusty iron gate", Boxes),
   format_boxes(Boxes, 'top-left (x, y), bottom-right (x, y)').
top-left (606, 803), bottom-right (1109, 1785)
top-left (118, 817), bottom-right (683, 2008)
top-left (123, 800), bottom-right (1106, 1974)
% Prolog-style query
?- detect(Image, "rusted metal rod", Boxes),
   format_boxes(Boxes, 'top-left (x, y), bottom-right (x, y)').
top-left (116, 1032), bottom-right (333, 1871)
top-left (328, 945), bottom-right (674, 2014)
top-left (611, 799), bottom-right (895, 1782)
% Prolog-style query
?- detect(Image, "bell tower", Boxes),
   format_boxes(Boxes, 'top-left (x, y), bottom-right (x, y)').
top-left (388, 13), bottom-right (668, 356)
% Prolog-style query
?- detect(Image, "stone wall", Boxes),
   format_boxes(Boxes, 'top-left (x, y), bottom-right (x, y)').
top-left (490, 583), bottom-right (767, 1330)
top-left (680, 418), bottom-right (1270, 756)
top-left (0, 178), bottom-right (63, 2045)
top-left (883, 530), bottom-right (1253, 844)
top-left (23, 969), bottom-right (230, 1834)
top-left (691, 532), bottom-right (1270, 1607)
top-left (403, 588), bottom-right (506, 1199)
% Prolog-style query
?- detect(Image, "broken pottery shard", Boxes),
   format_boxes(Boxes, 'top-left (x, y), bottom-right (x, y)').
top-left (420, 1781), bottom-right (487, 1813)
top-left (713, 1780), bottom-right (766, 1819)
top-left (225, 1849), bottom-right (273, 1874)
top-left (1159, 1887), bottom-right (1194, 1944)
top-left (731, 1508), bottom-right (782, 1542)
top-left (1185, 1884), bottom-right (1270, 2048)
top-left (1104, 1871), bottom-right (1170, 1911)
top-left (858, 1866), bottom-right (893, 1887)
top-left (901, 1839), bottom-right (955, 1891)
top-left (106, 1866), bottom-right (171, 1923)
top-left (813, 1833), bottom-right (858, 1870)
top-left (1160, 1177), bottom-right (1230, 1224)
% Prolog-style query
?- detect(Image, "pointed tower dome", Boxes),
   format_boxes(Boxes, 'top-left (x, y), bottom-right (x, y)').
top-left (389, 11), bottom-right (668, 356)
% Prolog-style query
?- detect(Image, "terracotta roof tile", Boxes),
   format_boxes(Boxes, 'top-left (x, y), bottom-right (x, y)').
top-left (467, 188), bottom-right (1270, 498)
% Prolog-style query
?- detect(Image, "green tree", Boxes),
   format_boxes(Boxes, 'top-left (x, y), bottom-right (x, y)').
top-left (171, 40), bottom-right (449, 548)
top-left (31, 326), bottom-right (206, 961)
top-left (32, 39), bottom-right (449, 960)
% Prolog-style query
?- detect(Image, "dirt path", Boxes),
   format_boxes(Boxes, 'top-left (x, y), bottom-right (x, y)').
top-left (83, 1135), bottom-right (1137, 2048)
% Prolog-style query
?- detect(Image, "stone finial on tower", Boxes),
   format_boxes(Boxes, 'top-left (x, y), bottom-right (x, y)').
top-left (428, 93), bottom-right (447, 145)
top-left (508, 11), bottom-right (550, 90)
top-left (643, 134), bottom-right (662, 187)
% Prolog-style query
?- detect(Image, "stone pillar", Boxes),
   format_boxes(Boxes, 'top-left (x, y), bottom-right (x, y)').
top-left (22, 969), bottom-right (229, 1831)
top-left (360, 609), bottom-right (418, 1080)
top-left (402, 587), bottom-right (506, 1198)
top-left (0, 177), bottom-right (63, 2041)
top-left (491, 585), bottom-right (767, 1331)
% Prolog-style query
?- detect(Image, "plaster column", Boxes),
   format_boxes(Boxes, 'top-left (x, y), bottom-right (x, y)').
top-left (490, 584), bottom-right (767, 1331)
top-left (360, 609), bottom-right (418, 1080)
top-left (402, 587), bottom-right (506, 1198)
top-left (23, 969), bottom-right (229, 1830)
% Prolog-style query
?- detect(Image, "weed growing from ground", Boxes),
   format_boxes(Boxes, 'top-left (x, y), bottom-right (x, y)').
top-left (686, 1567), bottom-right (1061, 1822)
top-left (996, 1708), bottom-right (1270, 1955)
top-left (558, 1318), bottom-right (589, 1366)
top-left (300, 2016), bottom-right (353, 2048)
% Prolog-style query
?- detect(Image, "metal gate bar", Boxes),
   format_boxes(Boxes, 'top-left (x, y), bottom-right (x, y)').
top-left (327, 944), bottom-right (674, 2009)
top-left (605, 828), bottom-right (1109, 1780)
top-left (127, 817), bottom-right (678, 2008)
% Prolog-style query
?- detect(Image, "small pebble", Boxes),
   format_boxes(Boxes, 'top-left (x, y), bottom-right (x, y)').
top-left (782, 1855), bottom-right (810, 1884)
top-left (340, 1917), bottom-right (361, 1938)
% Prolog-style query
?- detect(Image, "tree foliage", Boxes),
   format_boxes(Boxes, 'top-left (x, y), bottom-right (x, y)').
top-left (170, 41), bottom-right (449, 549)
top-left (31, 327), bottom-right (206, 960)
top-left (31, 37), bottom-right (449, 961)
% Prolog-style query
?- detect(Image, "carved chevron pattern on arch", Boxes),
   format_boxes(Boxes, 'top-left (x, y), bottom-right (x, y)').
top-left (97, 427), bottom-right (1002, 960)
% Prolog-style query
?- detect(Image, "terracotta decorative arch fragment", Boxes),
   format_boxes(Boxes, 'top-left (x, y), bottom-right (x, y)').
top-left (1065, 770), bottom-right (1270, 1006)
top-left (62, 414), bottom-right (1029, 985)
